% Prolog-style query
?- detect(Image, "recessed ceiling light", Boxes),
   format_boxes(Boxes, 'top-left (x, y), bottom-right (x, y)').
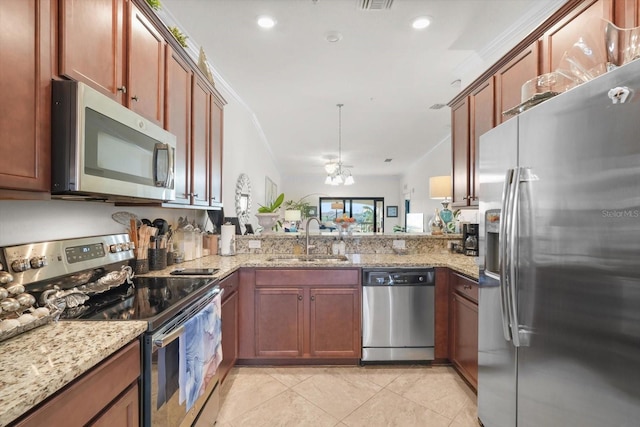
top-left (412, 16), bottom-right (432, 30)
top-left (257, 15), bottom-right (276, 29)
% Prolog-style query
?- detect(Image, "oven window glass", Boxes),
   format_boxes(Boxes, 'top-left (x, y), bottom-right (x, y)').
top-left (84, 107), bottom-right (156, 186)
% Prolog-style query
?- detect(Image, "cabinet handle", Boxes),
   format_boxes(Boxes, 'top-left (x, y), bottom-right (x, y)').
top-left (310, 295), bottom-right (315, 301)
top-left (117, 86), bottom-right (127, 94)
top-left (190, 193), bottom-right (199, 198)
top-left (462, 195), bottom-right (471, 200)
top-left (464, 284), bottom-right (472, 290)
top-left (131, 95), bottom-right (139, 102)
top-left (297, 295), bottom-right (303, 301)
top-left (211, 196), bottom-right (216, 201)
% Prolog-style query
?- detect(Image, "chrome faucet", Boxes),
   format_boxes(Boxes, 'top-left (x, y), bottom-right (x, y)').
top-left (305, 217), bottom-right (321, 255)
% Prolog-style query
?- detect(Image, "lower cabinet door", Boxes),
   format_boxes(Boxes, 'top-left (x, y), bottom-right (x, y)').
top-left (451, 292), bottom-right (479, 388)
top-left (309, 287), bottom-right (361, 358)
top-left (255, 287), bottom-right (304, 357)
top-left (90, 383), bottom-right (139, 427)
top-left (219, 290), bottom-right (238, 382)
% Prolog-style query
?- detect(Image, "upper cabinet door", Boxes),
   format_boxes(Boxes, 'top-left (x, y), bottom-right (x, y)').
top-left (451, 98), bottom-right (470, 207)
top-left (59, 0), bottom-right (124, 101)
top-left (495, 41), bottom-right (539, 124)
top-left (165, 46), bottom-right (192, 205)
top-left (0, 0), bottom-right (52, 194)
top-left (469, 78), bottom-right (495, 206)
top-left (541, 0), bottom-right (613, 73)
top-left (209, 98), bottom-right (223, 206)
top-left (191, 77), bottom-right (210, 206)
top-left (127, 2), bottom-right (165, 125)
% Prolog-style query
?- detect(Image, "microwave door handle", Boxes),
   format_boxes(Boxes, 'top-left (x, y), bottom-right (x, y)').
top-left (508, 167), bottom-right (522, 348)
top-left (499, 169), bottom-right (514, 342)
top-left (153, 143), bottom-right (170, 188)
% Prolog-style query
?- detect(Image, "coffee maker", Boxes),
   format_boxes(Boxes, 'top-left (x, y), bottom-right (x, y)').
top-left (462, 223), bottom-right (479, 256)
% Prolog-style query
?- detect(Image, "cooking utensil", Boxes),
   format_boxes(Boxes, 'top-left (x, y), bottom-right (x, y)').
top-left (112, 211), bottom-right (141, 227)
top-left (152, 218), bottom-right (169, 235)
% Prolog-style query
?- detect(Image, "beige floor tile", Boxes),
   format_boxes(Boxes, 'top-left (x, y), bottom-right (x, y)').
top-left (342, 388), bottom-right (452, 427)
top-left (386, 369), bottom-right (471, 419)
top-left (229, 389), bottom-right (339, 427)
top-left (450, 398), bottom-right (479, 427)
top-left (336, 365), bottom-right (422, 388)
top-left (263, 366), bottom-right (324, 388)
top-left (217, 370), bottom-right (288, 423)
top-left (292, 371), bottom-right (380, 420)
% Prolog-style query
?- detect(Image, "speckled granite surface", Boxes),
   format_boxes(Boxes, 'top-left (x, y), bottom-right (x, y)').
top-left (0, 321), bottom-right (147, 426)
top-left (145, 251), bottom-right (479, 280)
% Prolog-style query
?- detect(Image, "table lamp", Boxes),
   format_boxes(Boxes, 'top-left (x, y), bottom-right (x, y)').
top-left (429, 175), bottom-right (453, 232)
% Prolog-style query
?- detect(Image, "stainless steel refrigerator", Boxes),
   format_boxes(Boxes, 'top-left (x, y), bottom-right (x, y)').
top-left (478, 59), bottom-right (640, 427)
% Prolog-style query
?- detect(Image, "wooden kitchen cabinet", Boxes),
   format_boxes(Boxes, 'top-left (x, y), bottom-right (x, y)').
top-left (449, 272), bottom-right (478, 390)
top-left (15, 340), bottom-right (141, 426)
top-left (126, 1), bottom-right (165, 125)
top-left (434, 268), bottom-right (450, 361)
top-left (468, 78), bottom-right (495, 207)
top-left (451, 98), bottom-right (470, 208)
top-left (238, 268), bottom-right (361, 363)
top-left (164, 45), bottom-right (193, 205)
top-left (219, 272), bottom-right (239, 383)
top-left (0, 0), bottom-right (53, 196)
top-left (495, 41), bottom-right (540, 125)
top-left (209, 96), bottom-right (224, 206)
top-left (191, 76), bottom-right (210, 206)
top-left (59, 0), bottom-right (165, 125)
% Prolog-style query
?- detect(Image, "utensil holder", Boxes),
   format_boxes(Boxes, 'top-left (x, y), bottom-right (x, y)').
top-left (133, 258), bottom-right (149, 274)
top-left (149, 248), bottom-right (167, 270)
top-left (166, 251), bottom-right (175, 266)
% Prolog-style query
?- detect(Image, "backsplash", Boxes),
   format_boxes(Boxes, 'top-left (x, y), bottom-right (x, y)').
top-left (235, 234), bottom-right (462, 255)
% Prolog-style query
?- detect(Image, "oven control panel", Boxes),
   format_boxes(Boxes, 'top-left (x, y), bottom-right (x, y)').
top-left (0, 234), bottom-right (134, 287)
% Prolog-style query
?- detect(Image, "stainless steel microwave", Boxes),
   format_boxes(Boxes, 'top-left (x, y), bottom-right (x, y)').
top-left (51, 80), bottom-right (176, 201)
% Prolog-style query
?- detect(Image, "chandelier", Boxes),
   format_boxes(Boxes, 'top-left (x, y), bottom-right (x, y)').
top-left (324, 103), bottom-right (355, 186)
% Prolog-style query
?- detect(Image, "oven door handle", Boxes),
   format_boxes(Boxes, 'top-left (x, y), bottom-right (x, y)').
top-left (152, 287), bottom-right (223, 348)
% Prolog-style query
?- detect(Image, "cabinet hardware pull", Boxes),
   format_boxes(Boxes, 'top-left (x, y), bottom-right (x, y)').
top-left (211, 196), bottom-right (216, 200)
top-left (310, 296), bottom-right (315, 301)
top-left (190, 193), bottom-right (199, 198)
top-left (297, 295), bottom-right (303, 301)
top-left (131, 95), bottom-right (139, 102)
top-left (117, 86), bottom-right (127, 94)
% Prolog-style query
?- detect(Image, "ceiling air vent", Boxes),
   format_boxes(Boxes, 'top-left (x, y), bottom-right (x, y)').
top-left (429, 103), bottom-right (447, 110)
top-left (358, 0), bottom-right (394, 10)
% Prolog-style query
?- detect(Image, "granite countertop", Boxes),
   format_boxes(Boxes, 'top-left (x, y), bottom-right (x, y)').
top-left (0, 251), bottom-right (477, 425)
top-left (142, 251), bottom-right (480, 281)
top-left (0, 321), bottom-right (147, 426)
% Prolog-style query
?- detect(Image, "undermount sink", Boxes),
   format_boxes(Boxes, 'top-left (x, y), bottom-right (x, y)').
top-left (266, 254), bottom-right (349, 262)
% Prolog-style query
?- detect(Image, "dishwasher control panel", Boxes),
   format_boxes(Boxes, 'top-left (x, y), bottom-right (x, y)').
top-left (363, 268), bottom-right (435, 286)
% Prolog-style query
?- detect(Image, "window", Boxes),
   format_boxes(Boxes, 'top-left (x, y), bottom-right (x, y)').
top-left (319, 197), bottom-right (384, 233)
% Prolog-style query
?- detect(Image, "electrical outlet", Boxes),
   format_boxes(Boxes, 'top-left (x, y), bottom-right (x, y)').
top-left (392, 239), bottom-right (406, 249)
top-left (248, 240), bottom-right (261, 249)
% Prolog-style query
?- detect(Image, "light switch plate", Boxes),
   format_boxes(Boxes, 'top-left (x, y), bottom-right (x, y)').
top-left (392, 239), bottom-right (406, 249)
top-left (248, 240), bottom-right (261, 249)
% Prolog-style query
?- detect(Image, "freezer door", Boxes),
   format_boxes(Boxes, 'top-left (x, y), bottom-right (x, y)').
top-left (478, 118), bottom-right (518, 427)
top-left (516, 60), bottom-right (640, 427)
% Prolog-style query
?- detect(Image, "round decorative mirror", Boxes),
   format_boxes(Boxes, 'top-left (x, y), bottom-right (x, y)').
top-left (235, 173), bottom-right (252, 226)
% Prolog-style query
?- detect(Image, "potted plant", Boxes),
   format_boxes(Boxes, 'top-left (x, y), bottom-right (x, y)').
top-left (283, 194), bottom-right (315, 219)
top-left (255, 193), bottom-right (284, 233)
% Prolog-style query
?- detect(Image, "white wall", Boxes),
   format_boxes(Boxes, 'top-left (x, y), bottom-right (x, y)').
top-left (219, 92), bottom-right (281, 231)
top-left (281, 174), bottom-right (402, 232)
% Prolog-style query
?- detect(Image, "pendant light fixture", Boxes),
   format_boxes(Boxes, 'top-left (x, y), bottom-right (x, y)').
top-left (324, 103), bottom-right (355, 186)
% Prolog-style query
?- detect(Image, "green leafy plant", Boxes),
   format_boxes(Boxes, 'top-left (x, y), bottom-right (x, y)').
top-left (146, 0), bottom-right (161, 11)
top-left (258, 193), bottom-right (285, 213)
top-left (284, 194), bottom-right (315, 218)
top-left (168, 26), bottom-right (188, 48)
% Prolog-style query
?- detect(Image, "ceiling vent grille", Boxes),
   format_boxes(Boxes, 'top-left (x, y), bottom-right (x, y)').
top-left (358, 0), bottom-right (393, 10)
top-left (429, 103), bottom-right (447, 110)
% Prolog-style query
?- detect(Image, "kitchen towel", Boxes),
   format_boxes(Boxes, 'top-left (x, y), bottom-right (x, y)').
top-left (178, 292), bottom-right (223, 411)
top-left (220, 224), bottom-right (236, 256)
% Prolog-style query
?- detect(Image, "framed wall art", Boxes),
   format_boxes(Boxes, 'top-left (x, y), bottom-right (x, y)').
top-left (386, 205), bottom-right (398, 218)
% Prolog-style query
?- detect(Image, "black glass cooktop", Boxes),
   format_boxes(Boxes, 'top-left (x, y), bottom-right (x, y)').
top-left (77, 276), bottom-right (218, 330)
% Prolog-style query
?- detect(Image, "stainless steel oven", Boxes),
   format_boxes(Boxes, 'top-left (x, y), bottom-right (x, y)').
top-left (1, 234), bottom-right (222, 427)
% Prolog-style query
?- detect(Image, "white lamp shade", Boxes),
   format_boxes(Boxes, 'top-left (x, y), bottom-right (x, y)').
top-left (324, 163), bottom-right (338, 174)
top-left (344, 174), bottom-right (355, 185)
top-left (325, 175), bottom-right (333, 184)
top-left (284, 210), bottom-right (302, 221)
top-left (429, 175), bottom-right (452, 199)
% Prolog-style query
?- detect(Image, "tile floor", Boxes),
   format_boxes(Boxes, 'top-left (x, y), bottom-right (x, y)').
top-left (216, 365), bottom-right (477, 427)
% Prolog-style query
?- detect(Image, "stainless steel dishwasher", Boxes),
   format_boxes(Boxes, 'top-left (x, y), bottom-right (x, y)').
top-left (362, 268), bottom-right (435, 362)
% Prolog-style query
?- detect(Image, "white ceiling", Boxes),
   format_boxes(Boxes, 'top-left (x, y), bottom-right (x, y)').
top-left (161, 0), bottom-right (565, 178)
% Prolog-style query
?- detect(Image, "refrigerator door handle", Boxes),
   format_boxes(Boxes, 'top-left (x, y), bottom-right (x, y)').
top-left (508, 167), bottom-right (522, 347)
top-left (499, 168), bottom-right (514, 342)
